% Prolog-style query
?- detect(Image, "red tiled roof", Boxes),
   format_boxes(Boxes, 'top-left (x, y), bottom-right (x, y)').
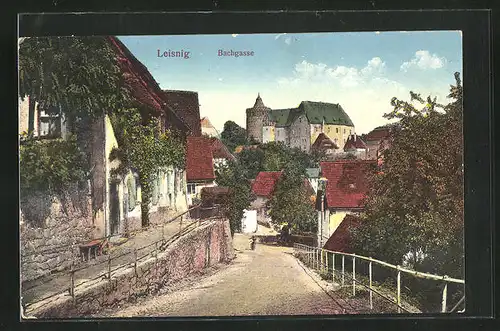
top-left (320, 160), bottom-right (377, 209)
top-left (210, 137), bottom-right (235, 161)
top-left (344, 134), bottom-right (367, 151)
top-left (186, 136), bottom-right (215, 181)
top-left (108, 37), bottom-right (190, 135)
top-left (251, 171), bottom-right (282, 197)
top-left (312, 133), bottom-right (339, 151)
top-left (108, 37), bottom-right (164, 115)
top-left (323, 214), bottom-right (361, 252)
top-left (365, 126), bottom-right (392, 142)
top-left (162, 90), bottom-right (202, 136)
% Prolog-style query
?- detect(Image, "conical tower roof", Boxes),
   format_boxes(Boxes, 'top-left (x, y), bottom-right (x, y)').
top-left (253, 93), bottom-right (265, 108)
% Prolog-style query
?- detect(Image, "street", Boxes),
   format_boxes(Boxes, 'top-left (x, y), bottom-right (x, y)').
top-left (98, 233), bottom-right (353, 317)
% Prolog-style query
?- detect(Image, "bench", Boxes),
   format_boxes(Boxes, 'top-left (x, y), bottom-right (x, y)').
top-left (79, 239), bottom-right (107, 262)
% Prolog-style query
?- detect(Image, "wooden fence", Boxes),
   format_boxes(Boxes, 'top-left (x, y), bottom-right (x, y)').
top-left (293, 243), bottom-right (465, 314)
top-left (22, 205), bottom-right (222, 309)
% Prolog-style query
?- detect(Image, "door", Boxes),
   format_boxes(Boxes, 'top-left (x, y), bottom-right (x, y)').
top-left (109, 182), bottom-right (120, 235)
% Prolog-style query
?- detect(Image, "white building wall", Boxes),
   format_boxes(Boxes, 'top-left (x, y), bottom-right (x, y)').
top-left (275, 127), bottom-right (288, 144)
top-left (241, 209), bottom-right (258, 233)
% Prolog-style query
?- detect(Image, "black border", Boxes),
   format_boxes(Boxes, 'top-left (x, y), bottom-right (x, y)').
top-left (5, 7), bottom-right (495, 331)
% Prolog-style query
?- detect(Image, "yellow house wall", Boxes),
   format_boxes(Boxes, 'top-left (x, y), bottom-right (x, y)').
top-left (310, 124), bottom-right (355, 148)
top-left (329, 211), bottom-right (349, 235)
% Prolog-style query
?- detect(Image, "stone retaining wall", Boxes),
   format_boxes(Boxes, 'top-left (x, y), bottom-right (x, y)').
top-left (20, 186), bottom-right (95, 283)
top-left (25, 219), bottom-right (235, 318)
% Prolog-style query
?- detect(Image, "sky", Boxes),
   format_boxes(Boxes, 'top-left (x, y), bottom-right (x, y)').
top-left (118, 31), bottom-right (462, 135)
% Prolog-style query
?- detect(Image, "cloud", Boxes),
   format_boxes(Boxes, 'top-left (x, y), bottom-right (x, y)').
top-left (281, 57), bottom-right (387, 88)
top-left (400, 50), bottom-right (447, 71)
top-left (275, 57), bottom-right (449, 134)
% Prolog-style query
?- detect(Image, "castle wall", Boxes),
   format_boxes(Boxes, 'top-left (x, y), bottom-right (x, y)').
top-left (289, 114), bottom-right (311, 153)
top-left (275, 127), bottom-right (288, 144)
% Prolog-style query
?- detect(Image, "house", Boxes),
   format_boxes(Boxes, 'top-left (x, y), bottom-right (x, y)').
top-left (186, 136), bottom-right (216, 205)
top-left (250, 171), bottom-right (315, 226)
top-left (343, 133), bottom-right (368, 159)
top-left (209, 137), bottom-right (236, 168)
top-left (322, 214), bottom-right (362, 253)
top-left (250, 171), bottom-right (283, 224)
top-left (201, 117), bottom-right (221, 138)
top-left (19, 36), bottom-right (192, 239)
top-left (311, 132), bottom-right (339, 156)
top-left (162, 90), bottom-right (202, 137)
top-left (305, 168), bottom-right (321, 193)
top-left (246, 94), bottom-right (355, 153)
top-left (318, 160), bottom-right (376, 245)
top-left (19, 36), bottom-right (193, 281)
top-left (363, 124), bottom-right (397, 160)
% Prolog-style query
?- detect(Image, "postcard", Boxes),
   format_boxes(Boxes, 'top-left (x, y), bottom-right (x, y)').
top-left (18, 30), bottom-right (464, 318)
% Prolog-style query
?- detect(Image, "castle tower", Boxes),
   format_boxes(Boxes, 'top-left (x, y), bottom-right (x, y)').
top-left (246, 93), bottom-right (271, 143)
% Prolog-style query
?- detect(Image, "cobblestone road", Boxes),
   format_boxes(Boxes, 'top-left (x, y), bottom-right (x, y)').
top-left (98, 234), bottom-right (353, 317)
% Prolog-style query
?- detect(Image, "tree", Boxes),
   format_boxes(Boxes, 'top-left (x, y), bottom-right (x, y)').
top-left (215, 160), bottom-right (253, 235)
top-left (220, 121), bottom-right (248, 153)
top-left (267, 164), bottom-right (317, 234)
top-left (237, 147), bottom-right (265, 179)
top-left (351, 72), bottom-right (464, 278)
top-left (19, 36), bottom-right (129, 122)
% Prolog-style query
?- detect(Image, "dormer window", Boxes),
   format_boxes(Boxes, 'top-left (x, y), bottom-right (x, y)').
top-left (349, 183), bottom-right (355, 189)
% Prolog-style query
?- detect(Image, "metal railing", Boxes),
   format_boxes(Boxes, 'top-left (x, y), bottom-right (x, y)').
top-left (22, 205), bottom-right (223, 310)
top-left (293, 243), bottom-right (465, 314)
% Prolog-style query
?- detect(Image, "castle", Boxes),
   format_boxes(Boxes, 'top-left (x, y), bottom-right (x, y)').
top-left (246, 94), bottom-right (356, 154)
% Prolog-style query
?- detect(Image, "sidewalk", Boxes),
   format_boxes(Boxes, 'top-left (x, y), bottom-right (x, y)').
top-left (22, 218), bottom-right (196, 306)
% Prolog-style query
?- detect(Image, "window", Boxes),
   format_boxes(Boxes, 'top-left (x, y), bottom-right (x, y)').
top-left (187, 183), bottom-right (196, 195)
top-left (336, 128), bottom-right (339, 133)
top-left (344, 129), bottom-right (346, 134)
top-left (38, 106), bottom-right (62, 138)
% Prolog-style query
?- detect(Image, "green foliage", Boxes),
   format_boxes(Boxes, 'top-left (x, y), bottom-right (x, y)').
top-left (350, 73), bottom-right (464, 310)
top-left (19, 133), bottom-right (87, 195)
top-left (236, 142), bottom-right (320, 180)
top-left (220, 120), bottom-right (248, 152)
top-left (215, 161), bottom-right (253, 235)
top-left (267, 165), bottom-right (317, 234)
top-left (19, 36), bottom-right (129, 120)
top-left (110, 108), bottom-right (186, 227)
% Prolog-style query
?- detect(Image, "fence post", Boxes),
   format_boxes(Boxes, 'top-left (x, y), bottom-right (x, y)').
top-left (70, 262), bottom-right (75, 304)
top-left (155, 241), bottom-right (159, 270)
top-left (325, 251), bottom-right (329, 276)
top-left (369, 259), bottom-right (373, 310)
top-left (442, 277), bottom-right (448, 313)
top-left (134, 248), bottom-right (138, 277)
top-left (397, 265), bottom-right (401, 313)
top-left (332, 253), bottom-right (335, 282)
top-left (321, 249), bottom-right (324, 272)
top-left (162, 222), bottom-right (165, 244)
top-left (342, 255), bottom-right (345, 286)
top-left (107, 253), bottom-right (111, 281)
top-left (352, 256), bottom-right (356, 296)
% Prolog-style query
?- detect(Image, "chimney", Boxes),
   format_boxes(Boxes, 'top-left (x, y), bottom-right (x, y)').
top-left (353, 133), bottom-right (357, 141)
